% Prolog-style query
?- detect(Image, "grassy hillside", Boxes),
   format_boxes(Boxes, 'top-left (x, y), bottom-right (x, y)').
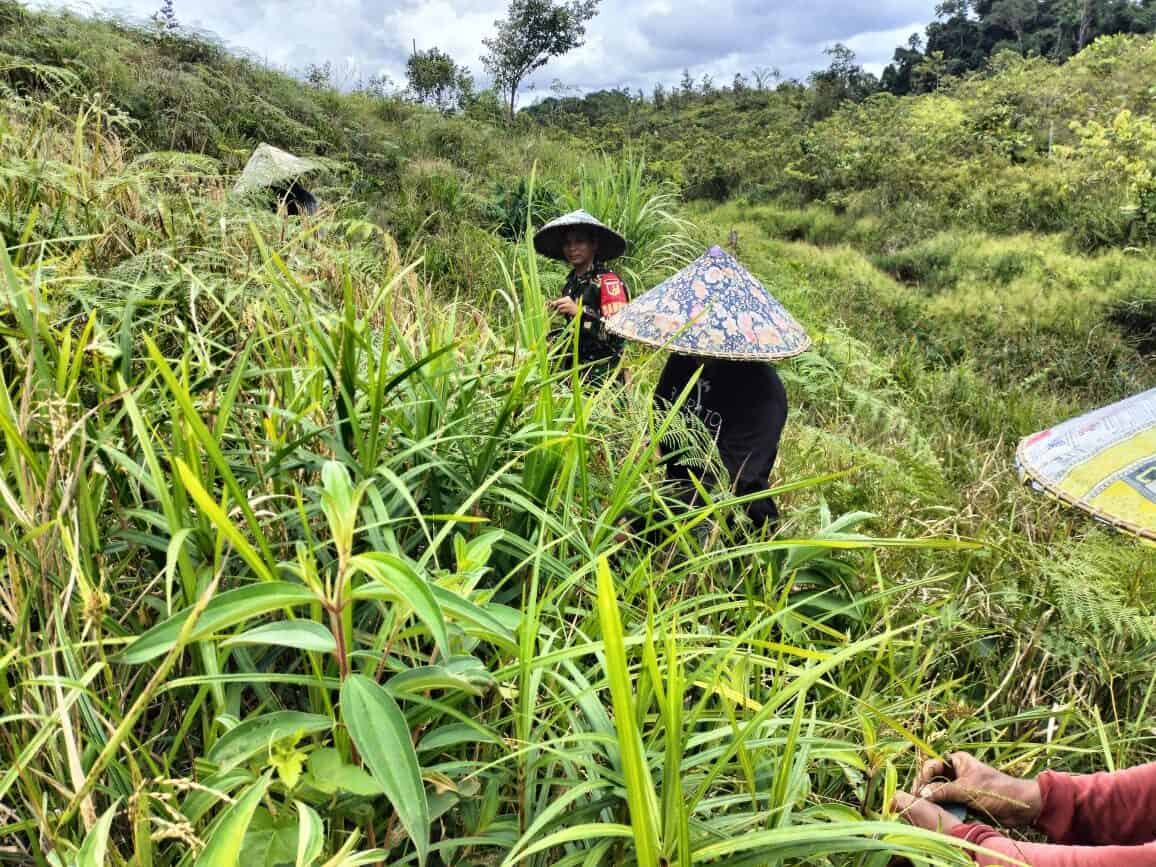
top-left (544, 36), bottom-right (1156, 251)
top-left (1, 5), bottom-right (1154, 866)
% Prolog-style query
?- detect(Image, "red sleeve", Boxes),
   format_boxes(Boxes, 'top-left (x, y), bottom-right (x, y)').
top-left (950, 824), bottom-right (1156, 866)
top-left (1035, 763), bottom-right (1156, 845)
top-left (598, 272), bottom-right (628, 317)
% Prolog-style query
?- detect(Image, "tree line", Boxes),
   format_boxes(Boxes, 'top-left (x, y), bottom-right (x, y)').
top-left (155, 0), bottom-right (1156, 121)
top-left (882, 0), bottom-right (1156, 94)
top-left (520, 0), bottom-right (1156, 126)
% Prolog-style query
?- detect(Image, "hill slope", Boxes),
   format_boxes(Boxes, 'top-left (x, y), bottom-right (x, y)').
top-left (1, 5), bottom-right (1154, 865)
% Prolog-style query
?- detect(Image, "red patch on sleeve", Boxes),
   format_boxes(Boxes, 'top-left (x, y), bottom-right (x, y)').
top-left (599, 273), bottom-right (628, 317)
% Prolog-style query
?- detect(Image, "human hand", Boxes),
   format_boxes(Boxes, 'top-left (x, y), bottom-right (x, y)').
top-left (915, 752), bottom-right (1042, 828)
top-left (549, 296), bottom-right (579, 317)
top-left (891, 791), bottom-right (965, 833)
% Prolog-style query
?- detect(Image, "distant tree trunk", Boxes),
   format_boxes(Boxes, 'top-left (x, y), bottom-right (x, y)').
top-left (1077, 0), bottom-right (1094, 50)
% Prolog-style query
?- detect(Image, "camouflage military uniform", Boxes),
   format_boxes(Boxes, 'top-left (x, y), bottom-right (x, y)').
top-left (556, 263), bottom-right (630, 371)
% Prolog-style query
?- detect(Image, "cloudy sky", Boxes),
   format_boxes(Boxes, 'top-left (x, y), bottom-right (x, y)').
top-left (35, 0), bottom-right (936, 100)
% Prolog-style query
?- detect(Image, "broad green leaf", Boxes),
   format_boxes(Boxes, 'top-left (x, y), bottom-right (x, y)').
top-left (207, 711), bottom-right (332, 772)
top-left (305, 748), bottom-right (378, 797)
top-left (239, 808), bottom-right (298, 867)
top-left (222, 621), bottom-right (337, 654)
top-left (431, 585), bottom-right (520, 651)
top-left (320, 461), bottom-right (366, 560)
top-left (194, 774), bottom-right (271, 867)
top-left (320, 849), bottom-right (391, 867)
top-left (354, 582), bottom-right (517, 651)
top-left (340, 674), bottom-right (429, 865)
top-left (76, 798), bottom-right (119, 867)
top-left (456, 529), bottom-right (504, 573)
top-left (120, 583), bottom-right (318, 664)
top-left (295, 802), bottom-right (324, 867)
top-left (349, 553), bottom-right (448, 657)
top-left (689, 820), bottom-right (966, 862)
top-left (386, 667), bottom-right (485, 696)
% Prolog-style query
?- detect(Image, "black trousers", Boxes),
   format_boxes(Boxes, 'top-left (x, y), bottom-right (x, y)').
top-left (663, 407), bottom-right (788, 528)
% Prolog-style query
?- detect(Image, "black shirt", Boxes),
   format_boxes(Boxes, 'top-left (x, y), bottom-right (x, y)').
top-left (655, 355), bottom-right (789, 524)
top-left (557, 264), bottom-right (629, 367)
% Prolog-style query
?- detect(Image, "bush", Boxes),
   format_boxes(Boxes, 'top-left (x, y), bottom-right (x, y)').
top-left (1109, 292), bottom-right (1156, 354)
top-left (873, 236), bottom-right (962, 291)
top-left (484, 176), bottom-right (560, 240)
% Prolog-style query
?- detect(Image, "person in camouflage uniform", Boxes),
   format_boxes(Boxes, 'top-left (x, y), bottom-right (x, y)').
top-left (533, 210), bottom-right (630, 378)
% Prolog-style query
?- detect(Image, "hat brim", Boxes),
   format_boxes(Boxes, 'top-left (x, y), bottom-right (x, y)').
top-left (533, 223), bottom-right (627, 262)
top-left (608, 322), bottom-right (813, 361)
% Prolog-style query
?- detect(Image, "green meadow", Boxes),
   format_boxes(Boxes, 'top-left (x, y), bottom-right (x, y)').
top-left (1, 3), bottom-right (1154, 864)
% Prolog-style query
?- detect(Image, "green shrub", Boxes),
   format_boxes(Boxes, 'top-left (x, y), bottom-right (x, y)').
top-left (484, 175), bottom-right (560, 240)
top-left (1109, 291), bottom-right (1156, 354)
top-left (873, 237), bottom-right (961, 291)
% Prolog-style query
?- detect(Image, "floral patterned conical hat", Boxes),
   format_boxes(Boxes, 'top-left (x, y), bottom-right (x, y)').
top-left (606, 246), bottom-right (811, 360)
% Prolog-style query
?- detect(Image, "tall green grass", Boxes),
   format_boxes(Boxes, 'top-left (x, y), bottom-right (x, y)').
top-left (2, 67), bottom-right (1155, 867)
top-left (564, 155), bottom-right (699, 288)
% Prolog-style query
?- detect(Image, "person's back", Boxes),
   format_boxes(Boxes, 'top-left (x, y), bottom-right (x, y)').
top-left (656, 355), bottom-right (788, 525)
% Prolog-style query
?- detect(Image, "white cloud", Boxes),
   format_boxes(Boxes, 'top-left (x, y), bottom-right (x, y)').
top-left (31, 0), bottom-right (937, 99)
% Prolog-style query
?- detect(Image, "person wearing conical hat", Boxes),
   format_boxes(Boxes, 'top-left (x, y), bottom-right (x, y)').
top-left (234, 143), bottom-right (321, 216)
top-left (534, 210), bottom-right (630, 380)
top-left (655, 356), bottom-right (788, 526)
top-left (607, 246), bottom-right (811, 528)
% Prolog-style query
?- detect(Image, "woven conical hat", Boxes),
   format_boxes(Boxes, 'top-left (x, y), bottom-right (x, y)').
top-left (606, 246), bottom-right (811, 360)
top-left (1018, 387), bottom-right (1156, 541)
top-left (533, 209), bottom-right (627, 261)
top-left (233, 143), bottom-right (321, 195)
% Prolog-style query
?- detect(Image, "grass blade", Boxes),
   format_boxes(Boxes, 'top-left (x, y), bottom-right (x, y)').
top-left (595, 555), bottom-right (661, 866)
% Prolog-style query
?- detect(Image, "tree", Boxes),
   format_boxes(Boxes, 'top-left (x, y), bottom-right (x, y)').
top-left (807, 44), bottom-right (878, 118)
top-left (305, 61), bottom-right (333, 89)
top-left (988, 0), bottom-right (1038, 49)
top-left (358, 73), bottom-right (395, 99)
top-left (481, 0), bottom-right (600, 121)
top-left (935, 0), bottom-right (975, 55)
top-left (406, 47), bottom-right (473, 112)
top-left (881, 32), bottom-right (924, 94)
top-left (914, 49), bottom-right (949, 91)
top-left (679, 68), bottom-right (695, 95)
top-left (751, 66), bottom-right (781, 90)
top-left (1058, 0), bottom-right (1099, 50)
top-left (935, 0), bottom-right (974, 19)
top-left (152, 0), bottom-right (177, 33)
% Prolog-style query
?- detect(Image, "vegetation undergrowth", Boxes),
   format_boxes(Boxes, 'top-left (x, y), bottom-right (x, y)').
top-left (1, 5), bottom-right (1155, 866)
